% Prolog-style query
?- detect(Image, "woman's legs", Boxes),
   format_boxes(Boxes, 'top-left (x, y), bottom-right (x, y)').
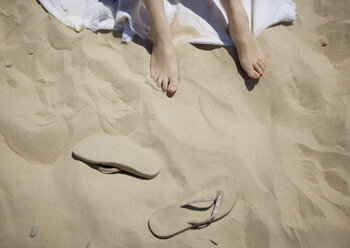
top-left (221, 0), bottom-right (267, 79)
top-left (142, 0), bottom-right (178, 92)
top-left (142, 0), bottom-right (266, 91)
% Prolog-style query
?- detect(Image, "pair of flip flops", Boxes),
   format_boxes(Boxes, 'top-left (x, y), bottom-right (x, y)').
top-left (73, 135), bottom-right (238, 238)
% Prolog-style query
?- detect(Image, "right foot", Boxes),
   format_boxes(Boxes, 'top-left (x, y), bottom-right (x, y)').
top-left (150, 39), bottom-right (179, 93)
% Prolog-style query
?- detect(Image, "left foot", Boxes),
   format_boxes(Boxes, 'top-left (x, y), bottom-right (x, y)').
top-left (227, 9), bottom-right (267, 79)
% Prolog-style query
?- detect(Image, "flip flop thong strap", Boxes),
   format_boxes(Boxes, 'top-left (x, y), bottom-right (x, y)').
top-left (181, 191), bottom-right (223, 227)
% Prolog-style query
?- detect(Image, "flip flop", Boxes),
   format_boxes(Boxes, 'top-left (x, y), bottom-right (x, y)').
top-left (72, 134), bottom-right (161, 179)
top-left (148, 180), bottom-right (238, 238)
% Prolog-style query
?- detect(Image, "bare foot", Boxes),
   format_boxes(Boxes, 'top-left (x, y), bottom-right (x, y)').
top-left (227, 13), bottom-right (267, 79)
top-left (150, 39), bottom-right (179, 93)
top-left (142, 0), bottom-right (179, 93)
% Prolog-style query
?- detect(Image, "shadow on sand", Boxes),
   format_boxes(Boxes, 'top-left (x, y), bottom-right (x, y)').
top-left (192, 43), bottom-right (260, 91)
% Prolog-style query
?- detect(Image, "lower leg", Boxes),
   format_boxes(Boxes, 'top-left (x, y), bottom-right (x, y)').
top-left (221, 0), bottom-right (267, 79)
top-left (142, 0), bottom-right (179, 92)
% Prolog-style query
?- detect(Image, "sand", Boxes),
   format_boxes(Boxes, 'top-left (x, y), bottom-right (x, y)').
top-left (0, 0), bottom-right (349, 247)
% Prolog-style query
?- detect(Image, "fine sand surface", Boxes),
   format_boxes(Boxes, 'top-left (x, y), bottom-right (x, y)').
top-left (0, 0), bottom-right (350, 247)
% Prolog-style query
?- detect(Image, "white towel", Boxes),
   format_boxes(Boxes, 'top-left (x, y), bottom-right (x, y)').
top-left (38, 0), bottom-right (296, 45)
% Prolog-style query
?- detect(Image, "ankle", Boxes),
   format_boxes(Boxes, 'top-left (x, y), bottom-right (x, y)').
top-left (152, 33), bottom-right (173, 47)
top-left (150, 26), bottom-right (172, 44)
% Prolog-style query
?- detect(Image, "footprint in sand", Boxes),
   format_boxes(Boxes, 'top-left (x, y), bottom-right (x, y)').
top-left (0, 67), bottom-right (70, 164)
top-left (78, 40), bottom-right (142, 135)
top-left (296, 144), bottom-right (350, 229)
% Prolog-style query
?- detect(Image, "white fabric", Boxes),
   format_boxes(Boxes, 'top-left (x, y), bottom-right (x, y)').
top-left (38, 0), bottom-right (296, 46)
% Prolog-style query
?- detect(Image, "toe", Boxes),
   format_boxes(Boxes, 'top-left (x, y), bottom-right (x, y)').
top-left (151, 72), bottom-right (157, 80)
top-left (151, 71), bottom-right (156, 79)
top-left (162, 78), bottom-right (169, 92)
top-left (257, 61), bottom-right (265, 71)
top-left (253, 63), bottom-right (263, 75)
top-left (259, 58), bottom-right (268, 66)
top-left (156, 76), bottom-right (162, 88)
top-left (242, 63), bottom-right (259, 79)
top-left (252, 72), bottom-right (260, 79)
top-left (247, 69), bottom-right (260, 79)
top-left (168, 77), bottom-right (178, 92)
top-left (257, 61), bottom-right (265, 75)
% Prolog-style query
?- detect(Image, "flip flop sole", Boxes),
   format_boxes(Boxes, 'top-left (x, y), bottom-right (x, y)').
top-left (149, 180), bottom-right (238, 238)
top-left (73, 134), bottom-right (161, 179)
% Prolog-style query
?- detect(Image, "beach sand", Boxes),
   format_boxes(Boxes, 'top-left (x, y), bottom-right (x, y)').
top-left (0, 0), bottom-right (349, 247)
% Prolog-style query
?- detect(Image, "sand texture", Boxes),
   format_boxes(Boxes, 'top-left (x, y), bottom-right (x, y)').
top-left (0, 0), bottom-right (350, 247)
